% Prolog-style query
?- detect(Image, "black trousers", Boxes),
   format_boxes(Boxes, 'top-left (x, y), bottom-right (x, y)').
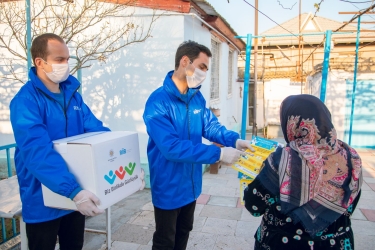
top-left (152, 201), bottom-right (196, 250)
top-left (26, 211), bottom-right (85, 250)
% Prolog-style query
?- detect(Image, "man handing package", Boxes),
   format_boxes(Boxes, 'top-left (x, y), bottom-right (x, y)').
top-left (143, 40), bottom-right (253, 250)
top-left (220, 139), bottom-right (253, 164)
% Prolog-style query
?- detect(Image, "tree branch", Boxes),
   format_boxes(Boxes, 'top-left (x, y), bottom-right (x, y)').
top-left (0, 0), bottom-right (158, 83)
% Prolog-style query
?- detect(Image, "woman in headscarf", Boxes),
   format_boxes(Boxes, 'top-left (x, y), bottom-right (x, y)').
top-left (243, 94), bottom-right (362, 250)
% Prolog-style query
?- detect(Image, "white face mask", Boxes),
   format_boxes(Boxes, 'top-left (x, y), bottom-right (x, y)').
top-left (186, 62), bottom-right (207, 88)
top-left (42, 59), bottom-right (70, 83)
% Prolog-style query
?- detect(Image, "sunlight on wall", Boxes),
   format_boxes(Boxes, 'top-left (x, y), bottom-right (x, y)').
top-left (0, 121), bottom-right (12, 134)
top-left (131, 109), bottom-right (144, 121)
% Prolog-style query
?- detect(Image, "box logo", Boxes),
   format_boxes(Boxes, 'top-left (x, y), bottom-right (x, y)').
top-left (104, 163), bottom-right (136, 184)
top-left (119, 148), bottom-right (126, 155)
top-left (104, 170), bottom-right (117, 185)
top-left (103, 163), bottom-right (140, 195)
top-left (115, 166), bottom-right (126, 179)
top-left (125, 162), bottom-right (136, 175)
top-left (109, 149), bottom-right (114, 157)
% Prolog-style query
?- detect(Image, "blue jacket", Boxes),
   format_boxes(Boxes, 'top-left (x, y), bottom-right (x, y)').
top-left (10, 67), bottom-right (110, 223)
top-left (143, 71), bottom-right (239, 209)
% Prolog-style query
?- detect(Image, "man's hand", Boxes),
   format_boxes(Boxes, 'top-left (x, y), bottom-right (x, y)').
top-left (220, 147), bottom-right (246, 165)
top-left (236, 139), bottom-right (255, 152)
top-left (73, 190), bottom-right (104, 216)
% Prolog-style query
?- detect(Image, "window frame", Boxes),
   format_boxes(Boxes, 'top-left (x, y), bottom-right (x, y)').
top-left (227, 49), bottom-right (234, 99)
top-left (210, 36), bottom-right (221, 105)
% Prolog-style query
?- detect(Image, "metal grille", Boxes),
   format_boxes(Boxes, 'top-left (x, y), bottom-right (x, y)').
top-left (0, 143), bottom-right (18, 244)
top-left (228, 50), bottom-right (233, 95)
top-left (210, 39), bottom-right (220, 101)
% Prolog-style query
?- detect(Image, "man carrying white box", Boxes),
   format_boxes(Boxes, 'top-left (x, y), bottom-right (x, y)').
top-left (10, 33), bottom-right (110, 250)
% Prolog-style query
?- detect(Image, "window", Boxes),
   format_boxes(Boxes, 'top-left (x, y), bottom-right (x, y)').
top-left (228, 50), bottom-right (233, 96)
top-left (210, 39), bottom-right (220, 101)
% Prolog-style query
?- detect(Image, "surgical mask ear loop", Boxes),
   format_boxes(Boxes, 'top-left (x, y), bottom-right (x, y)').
top-left (41, 59), bottom-right (50, 74)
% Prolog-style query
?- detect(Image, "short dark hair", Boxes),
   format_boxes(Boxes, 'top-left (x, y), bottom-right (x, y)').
top-left (174, 40), bottom-right (212, 70)
top-left (31, 33), bottom-right (65, 65)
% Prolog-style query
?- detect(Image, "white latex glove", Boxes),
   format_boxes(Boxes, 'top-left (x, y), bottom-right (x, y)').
top-left (73, 190), bottom-right (104, 217)
top-left (220, 147), bottom-right (246, 165)
top-left (236, 139), bottom-right (255, 152)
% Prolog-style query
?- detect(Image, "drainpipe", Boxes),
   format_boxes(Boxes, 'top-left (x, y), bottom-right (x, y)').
top-left (240, 34), bottom-right (253, 139)
top-left (253, 0), bottom-right (258, 137)
top-left (70, 56), bottom-right (83, 95)
top-left (349, 16), bottom-right (361, 145)
top-left (320, 30), bottom-right (332, 103)
top-left (26, 0), bottom-right (32, 73)
top-left (191, 14), bottom-right (242, 53)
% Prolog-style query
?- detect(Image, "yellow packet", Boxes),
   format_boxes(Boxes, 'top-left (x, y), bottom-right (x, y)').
top-left (232, 146), bottom-right (273, 178)
top-left (251, 145), bottom-right (274, 159)
top-left (239, 179), bottom-right (253, 205)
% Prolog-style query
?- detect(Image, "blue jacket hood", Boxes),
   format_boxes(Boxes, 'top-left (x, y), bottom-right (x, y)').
top-left (29, 67), bottom-right (80, 100)
top-left (163, 71), bottom-right (202, 103)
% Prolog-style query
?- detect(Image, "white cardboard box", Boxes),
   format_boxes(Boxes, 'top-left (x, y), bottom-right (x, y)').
top-left (42, 131), bottom-right (142, 210)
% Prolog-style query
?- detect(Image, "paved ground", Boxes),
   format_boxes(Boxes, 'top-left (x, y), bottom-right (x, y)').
top-left (83, 148), bottom-right (375, 250)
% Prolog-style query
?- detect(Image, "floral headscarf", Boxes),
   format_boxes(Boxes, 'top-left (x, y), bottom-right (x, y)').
top-left (260, 94), bottom-right (362, 236)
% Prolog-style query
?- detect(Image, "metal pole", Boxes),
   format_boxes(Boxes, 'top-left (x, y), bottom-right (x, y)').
top-left (20, 216), bottom-right (28, 250)
top-left (241, 34), bottom-right (253, 139)
top-left (106, 207), bottom-right (112, 249)
top-left (70, 56), bottom-right (83, 95)
top-left (6, 148), bottom-right (12, 177)
top-left (26, 0), bottom-right (32, 71)
top-left (320, 30), bottom-right (332, 103)
top-left (235, 31), bottom-right (352, 39)
top-left (348, 16), bottom-right (361, 145)
top-left (1, 218), bottom-right (6, 242)
top-left (253, 0), bottom-right (258, 137)
top-left (77, 68), bottom-right (82, 95)
top-left (299, 0), bottom-right (302, 92)
top-left (301, 41), bottom-right (304, 91)
top-left (77, 68), bottom-right (82, 84)
top-left (6, 148), bottom-right (17, 236)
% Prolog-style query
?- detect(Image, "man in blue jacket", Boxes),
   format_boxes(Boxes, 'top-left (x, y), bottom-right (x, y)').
top-left (10, 33), bottom-right (110, 250)
top-left (143, 40), bottom-right (253, 250)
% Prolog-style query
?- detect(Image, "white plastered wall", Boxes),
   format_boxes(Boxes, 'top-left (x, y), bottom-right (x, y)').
top-left (0, 4), bottom-right (242, 160)
top-left (307, 70), bottom-right (375, 141)
top-left (82, 7), bottom-right (184, 161)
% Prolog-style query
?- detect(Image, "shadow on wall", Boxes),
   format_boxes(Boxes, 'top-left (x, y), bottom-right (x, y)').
top-left (344, 80), bottom-right (375, 148)
top-left (83, 31), bottom-right (180, 131)
top-left (307, 73), bottom-right (351, 140)
top-left (307, 74), bottom-right (375, 148)
top-left (0, 63), bottom-right (25, 145)
top-left (325, 79), bottom-right (348, 136)
top-left (82, 17), bottom-right (183, 160)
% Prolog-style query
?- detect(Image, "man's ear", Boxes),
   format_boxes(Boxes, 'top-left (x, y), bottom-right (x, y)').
top-left (179, 55), bottom-right (189, 69)
top-left (34, 58), bottom-right (44, 69)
